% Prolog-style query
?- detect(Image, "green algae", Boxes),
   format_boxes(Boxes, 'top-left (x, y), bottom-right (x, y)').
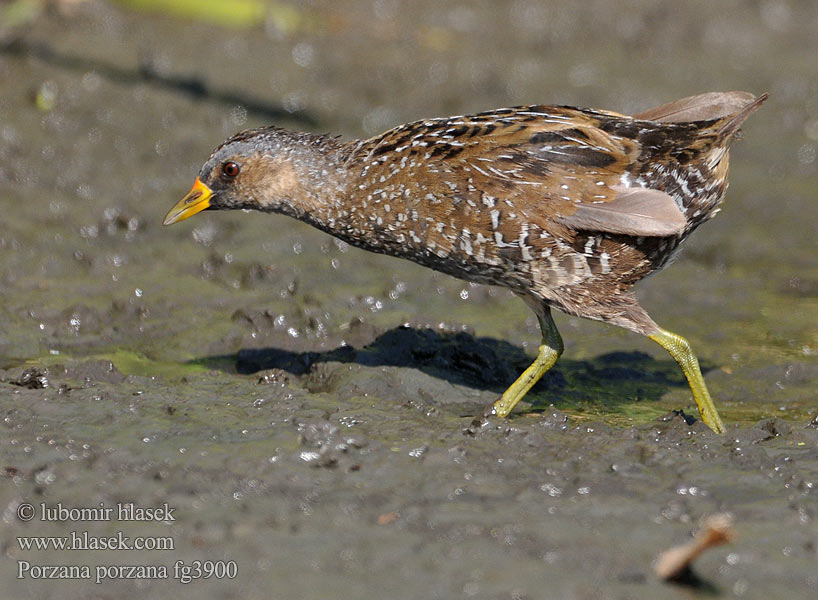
top-left (18, 350), bottom-right (210, 380)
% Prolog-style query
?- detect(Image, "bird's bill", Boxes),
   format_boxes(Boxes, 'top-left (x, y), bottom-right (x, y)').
top-left (163, 178), bottom-right (213, 225)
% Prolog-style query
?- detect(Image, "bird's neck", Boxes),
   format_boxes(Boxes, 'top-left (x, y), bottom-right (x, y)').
top-left (262, 135), bottom-right (355, 225)
top-left (265, 135), bottom-right (419, 256)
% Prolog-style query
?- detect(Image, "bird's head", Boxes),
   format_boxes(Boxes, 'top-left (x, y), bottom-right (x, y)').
top-left (164, 127), bottom-right (333, 226)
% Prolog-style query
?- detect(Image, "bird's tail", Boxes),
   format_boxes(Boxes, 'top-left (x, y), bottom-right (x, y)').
top-left (715, 93), bottom-right (768, 140)
top-left (634, 91), bottom-right (768, 142)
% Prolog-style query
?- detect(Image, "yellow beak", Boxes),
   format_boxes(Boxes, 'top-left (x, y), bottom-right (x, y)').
top-left (163, 178), bottom-right (213, 225)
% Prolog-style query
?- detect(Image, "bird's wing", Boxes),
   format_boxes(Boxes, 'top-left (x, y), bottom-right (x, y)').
top-left (362, 106), bottom-right (686, 238)
top-left (555, 186), bottom-right (686, 236)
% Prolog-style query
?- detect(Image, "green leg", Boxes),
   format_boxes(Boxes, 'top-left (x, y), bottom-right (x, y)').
top-left (649, 328), bottom-right (726, 434)
top-left (488, 307), bottom-right (563, 418)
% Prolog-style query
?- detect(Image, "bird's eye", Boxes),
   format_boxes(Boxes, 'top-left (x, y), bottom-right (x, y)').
top-left (222, 161), bottom-right (240, 178)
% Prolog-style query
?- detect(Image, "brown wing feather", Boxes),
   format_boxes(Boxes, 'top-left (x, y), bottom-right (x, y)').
top-left (351, 106), bottom-right (684, 242)
top-left (556, 186), bottom-right (686, 236)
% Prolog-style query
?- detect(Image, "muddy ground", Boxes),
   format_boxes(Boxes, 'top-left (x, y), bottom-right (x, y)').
top-left (1, 1), bottom-right (817, 598)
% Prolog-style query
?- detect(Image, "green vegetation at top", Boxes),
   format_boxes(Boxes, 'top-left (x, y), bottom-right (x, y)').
top-left (109, 0), bottom-right (266, 27)
top-left (107, 0), bottom-right (319, 31)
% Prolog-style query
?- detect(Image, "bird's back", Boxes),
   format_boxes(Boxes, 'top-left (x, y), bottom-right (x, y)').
top-left (331, 93), bottom-right (765, 306)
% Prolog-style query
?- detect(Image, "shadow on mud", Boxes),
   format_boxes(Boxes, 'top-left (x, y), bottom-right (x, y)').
top-left (199, 325), bottom-right (704, 409)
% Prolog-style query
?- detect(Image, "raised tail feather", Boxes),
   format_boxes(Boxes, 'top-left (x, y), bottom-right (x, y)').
top-left (634, 91), bottom-right (766, 123)
top-left (634, 91), bottom-right (768, 142)
top-left (716, 93), bottom-right (768, 139)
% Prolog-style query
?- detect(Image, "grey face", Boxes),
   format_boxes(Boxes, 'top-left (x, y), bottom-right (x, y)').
top-left (195, 142), bottom-right (254, 210)
top-left (196, 128), bottom-right (301, 211)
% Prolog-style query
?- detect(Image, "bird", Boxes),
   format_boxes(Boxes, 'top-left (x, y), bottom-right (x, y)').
top-left (164, 91), bottom-right (767, 434)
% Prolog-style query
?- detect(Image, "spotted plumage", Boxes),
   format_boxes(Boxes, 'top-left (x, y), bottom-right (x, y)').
top-left (165, 91), bottom-right (767, 433)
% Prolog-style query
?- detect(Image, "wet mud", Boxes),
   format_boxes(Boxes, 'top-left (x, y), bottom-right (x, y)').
top-left (1, 1), bottom-right (817, 598)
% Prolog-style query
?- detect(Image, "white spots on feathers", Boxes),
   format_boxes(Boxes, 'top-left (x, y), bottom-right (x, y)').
top-left (490, 209), bottom-right (500, 230)
top-left (459, 228), bottom-right (473, 256)
top-left (519, 225), bottom-right (532, 261)
top-left (599, 252), bottom-right (611, 274)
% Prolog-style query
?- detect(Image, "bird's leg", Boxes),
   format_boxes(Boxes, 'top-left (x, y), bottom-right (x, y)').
top-left (486, 305), bottom-right (563, 418)
top-left (648, 328), bottom-right (725, 434)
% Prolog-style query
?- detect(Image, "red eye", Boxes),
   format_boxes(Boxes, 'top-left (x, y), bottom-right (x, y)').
top-left (222, 161), bottom-right (240, 178)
